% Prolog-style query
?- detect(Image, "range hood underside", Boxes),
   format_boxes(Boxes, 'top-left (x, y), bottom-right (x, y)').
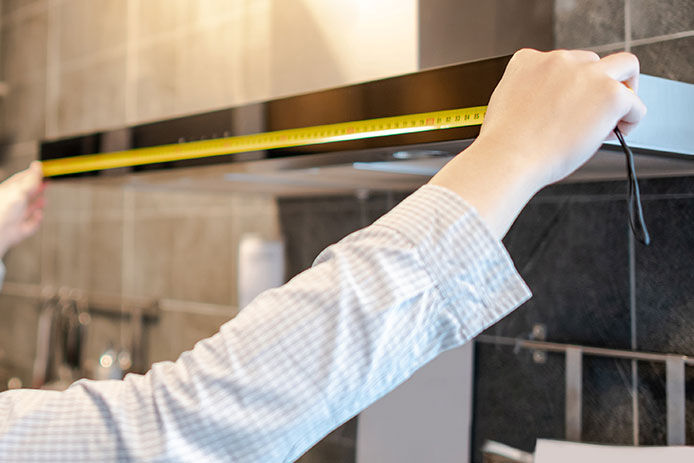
top-left (68, 139), bottom-right (694, 197)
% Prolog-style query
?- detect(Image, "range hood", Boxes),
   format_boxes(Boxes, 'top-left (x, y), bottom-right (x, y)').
top-left (40, 55), bottom-right (694, 196)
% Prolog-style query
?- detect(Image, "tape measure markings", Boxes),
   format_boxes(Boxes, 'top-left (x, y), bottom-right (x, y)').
top-left (41, 105), bottom-right (487, 177)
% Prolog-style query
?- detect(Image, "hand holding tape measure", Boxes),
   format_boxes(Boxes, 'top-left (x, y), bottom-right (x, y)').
top-left (429, 49), bottom-right (649, 241)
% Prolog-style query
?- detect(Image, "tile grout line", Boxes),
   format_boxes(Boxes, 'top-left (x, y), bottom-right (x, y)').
top-left (44, 0), bottom-right (60, 139)
top-left (587, 41), bottom-right (626, 53)
top-left (40, 0), bottom-right (60, 286)
top-left (120, 187), bottom-right (136, 351)
top-left (630, 30), bottom-right (694, 47)
top-left (125, 0), bottom-right (139, 125)
top-left (626, 6), bottom-right (636, 437)
top-left (625, 0), bottom-right (631, 52)
top-left (628, 226), bottom-right (639, 445)
top-left (625, 0), bottom-right (636, 445)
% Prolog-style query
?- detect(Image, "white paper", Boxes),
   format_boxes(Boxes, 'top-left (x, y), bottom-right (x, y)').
top-left (535, 439), bottom-right (694, 463)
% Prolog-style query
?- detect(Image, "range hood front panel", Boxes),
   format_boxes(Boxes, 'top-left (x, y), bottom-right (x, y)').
top-left (40, 57), bottom-right (511, 177)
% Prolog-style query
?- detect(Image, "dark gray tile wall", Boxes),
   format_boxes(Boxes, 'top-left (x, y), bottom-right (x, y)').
top-left (637, 363), bottom-right (694, 445)
top-left (631, 0), bottom-right (694, 39)
top-left (471, 345), bottom-right (566, 462)
top-left (473, 181), bottom-right (633, 458)
top-left (634, 178), bottom-right (694, 446)
top-left (581, 357), bottom-right (634, 444)
top-left (635, 179), bottom-right (694, 356)
top-left (632, 36), bottom-right (694, 83)
top-left (555, 0), bottom-right (625, 48)
top-left (473, 175), bottom-right (694, 459)
top-left (492, 187), bottom-right (631, 349)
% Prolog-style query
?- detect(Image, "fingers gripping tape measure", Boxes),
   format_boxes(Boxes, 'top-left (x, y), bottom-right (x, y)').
top-left (40, 106), bottom-right (488, 177)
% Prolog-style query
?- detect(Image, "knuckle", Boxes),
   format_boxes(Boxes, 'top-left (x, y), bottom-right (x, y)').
top-left (610, 51), bottom-right (640, 68)
top-left (551, 49), bottom-right (571, 60)
top-left (586, 51), bottom-right (600, 62)
top-left (512, 48), bottom-right (537, 61)
top-left (627, 52), bottom-right (640, 69)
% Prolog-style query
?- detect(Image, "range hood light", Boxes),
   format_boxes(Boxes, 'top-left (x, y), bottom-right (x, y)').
top-left (392, 149), bottom-right (449, 160)
top-left (352, 161), bottom-right (443, 176)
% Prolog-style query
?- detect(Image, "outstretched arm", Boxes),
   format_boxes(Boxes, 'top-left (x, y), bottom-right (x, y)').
top-left (0, 50), bottom-right (646, 462)
top-left (0, 184), bottom-right (530, 462)
top-left (0, 161), bottom-right (45, 285)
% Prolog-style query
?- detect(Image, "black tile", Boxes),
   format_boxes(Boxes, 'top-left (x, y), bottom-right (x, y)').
top-left (582, 357), bottom-right (634, 445)
top-left (637, 362), bottom-right (694, 445)
top-left (472, 344), bottom-right (565, 463)
top-left (635, 195), bottom-right (694, 355)
top-left (279, 192), bottom-right (410, 278)
top-left (632, 36), bottom-right (694, 84)
top-left (631, 0), bottom-right (694, 40)
top-left (494, 194), bottom-right (631, 349)
top-left (637, 361), bottom-right (668, 445)
top-left (473, 344), bottom-right (635, 460)
top-left (476, 176), bottom-right (694, 457)
top-left (366, 191), bottom-right (410, 225)
top-left (279, 195), bottom-right (365, 277)
top-left (634, 177), bottom-right (694, 445)
top-left (339, 416), bottom-right (359, 441)
top-left (554, 0), bottom-right (625, 48)
top-left (537, 179), bottom-right (627, 198)
top-left (296, 430), bottom-right (356, 463)
top-left (639, 175), bottom-right (694, 196)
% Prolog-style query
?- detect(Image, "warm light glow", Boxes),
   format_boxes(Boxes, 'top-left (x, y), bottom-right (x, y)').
top-left (118, 351), bottom-right (132, 370)
top-left (7, 377), bottom-right (22, 389)
top-left (99, 353), bottom-right (114, 368)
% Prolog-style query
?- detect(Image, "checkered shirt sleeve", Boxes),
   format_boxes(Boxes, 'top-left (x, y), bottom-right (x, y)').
top-left (0, 184), bottom-right (530, 462)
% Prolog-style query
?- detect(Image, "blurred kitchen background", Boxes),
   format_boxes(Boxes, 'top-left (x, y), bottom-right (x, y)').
top-left (0, 1), bottom-right (692, 462)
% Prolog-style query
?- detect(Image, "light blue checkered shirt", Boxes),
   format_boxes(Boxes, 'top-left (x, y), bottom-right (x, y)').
top-left (0, 185), bottom-right (530, 462)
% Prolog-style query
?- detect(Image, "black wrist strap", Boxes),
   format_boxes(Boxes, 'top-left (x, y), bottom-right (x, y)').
top-left (614, 127), bottom-right (651, 245)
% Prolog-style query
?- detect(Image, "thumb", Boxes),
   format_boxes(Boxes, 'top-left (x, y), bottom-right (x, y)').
top-left (14, 162), bottom-right (44, 198)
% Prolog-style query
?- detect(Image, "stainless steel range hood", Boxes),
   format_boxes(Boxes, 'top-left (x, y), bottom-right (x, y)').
top-left (41, 57), bottom-right (694, 197)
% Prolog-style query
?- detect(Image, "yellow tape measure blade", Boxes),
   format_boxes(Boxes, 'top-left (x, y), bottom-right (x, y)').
top-left (41, 106), bottom-right (487, 177)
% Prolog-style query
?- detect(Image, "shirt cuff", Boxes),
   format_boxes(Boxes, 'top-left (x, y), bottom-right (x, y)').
top-left (374, 184), bottom-right (531, 339)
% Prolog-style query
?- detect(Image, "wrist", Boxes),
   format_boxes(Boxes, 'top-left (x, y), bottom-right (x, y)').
top-left (471, 133), bottom-right (548, 194)
top-left (428, 136), bottom-right (543, 239)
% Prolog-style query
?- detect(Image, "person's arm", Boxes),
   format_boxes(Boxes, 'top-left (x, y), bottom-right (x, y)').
top-left (0, 185), bottom-right (530, 462)
top-left (0, 49), bottom-right (646, 462)
top-left (0, 162), bottom-right (45, 289)
top-left (0, 162), bottom-right (45, 258)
